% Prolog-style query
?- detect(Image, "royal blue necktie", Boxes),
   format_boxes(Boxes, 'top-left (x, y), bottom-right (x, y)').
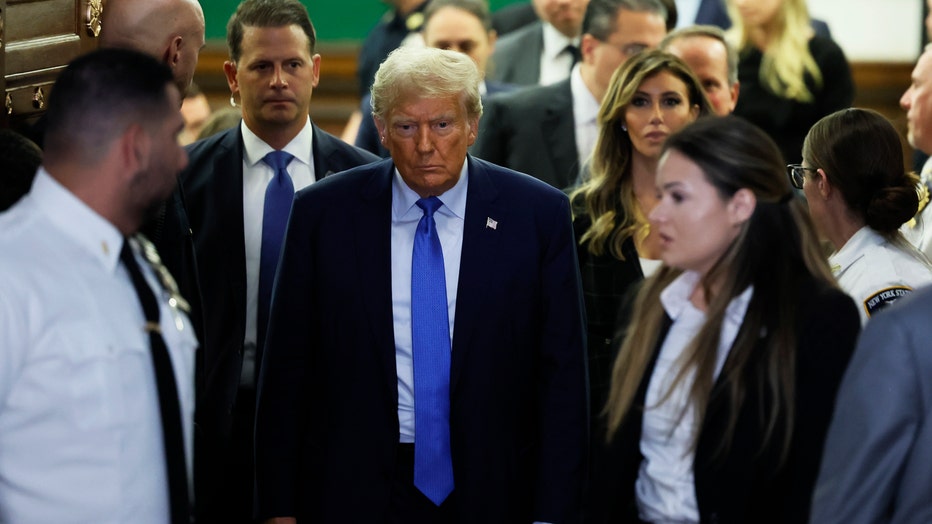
top-left (411, 196), bottom-right (454, 505)
top-left (258, 150), bottom-right (295, 351)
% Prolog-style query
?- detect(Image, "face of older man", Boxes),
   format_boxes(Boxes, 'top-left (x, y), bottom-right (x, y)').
top-left (665, 35), bottom-right (738, 116)
top-left (902, 49), bottom-right (932, 154)
top-left (375, 93), bottom-right (478, 198)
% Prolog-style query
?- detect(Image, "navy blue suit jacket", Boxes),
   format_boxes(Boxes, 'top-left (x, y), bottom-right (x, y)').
top-left (695, 0), bottom-right (832, 38)
top-left (254, 155), bottom-right (589, 523)
top-left (163, 123), bottom-right (379, 521)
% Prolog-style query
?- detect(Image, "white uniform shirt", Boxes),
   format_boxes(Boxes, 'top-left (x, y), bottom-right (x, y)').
top-left (900, 156), bottom-right (932, 259)
top-left (570, 63), bottom-right (600, 170)
top-left (636, 271), bottom-right (752, 523)
top-left (0, 169), bottom-right (197, 523)
top-left (830, 226), bottom-right (932, 325)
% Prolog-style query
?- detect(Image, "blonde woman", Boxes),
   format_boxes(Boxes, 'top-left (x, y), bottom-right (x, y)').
top-left (586, 116), bottom-right (860, 523)
top-left (571, 50), bottom-right (713, 417)
top-left (727, 0), bottom-right (853, 164)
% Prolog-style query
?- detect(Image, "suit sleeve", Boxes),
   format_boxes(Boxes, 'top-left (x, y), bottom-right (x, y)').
top-left (809, 301), bottom-right (923, 524)
top-left (775, 288), bottom-right (858, 523)
top-left (534, 194), bottom-right (589, 523)
top-left (254, 196), bottom-right (316, 520)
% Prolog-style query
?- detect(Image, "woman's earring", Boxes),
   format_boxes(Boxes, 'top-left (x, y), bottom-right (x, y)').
top-left (621, 124), bottom-right (627, 132)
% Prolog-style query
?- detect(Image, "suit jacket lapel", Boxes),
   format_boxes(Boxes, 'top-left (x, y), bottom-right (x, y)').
top-left (450, 156), bottom-right (502, 390)
top-left (216, 128), bottom-right (250, 335)
top-left (541, 80), bottom-right (578, 188)
top-left (311, 123), bottom-right (336, 180)
top-left (353, 160), bottom-right (399, 401)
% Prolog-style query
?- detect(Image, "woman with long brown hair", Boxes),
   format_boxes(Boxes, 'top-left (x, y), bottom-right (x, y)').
top-left (586, 116), bottom-right (860, 523)
top-left (571, 50), bottom-right (713, 415)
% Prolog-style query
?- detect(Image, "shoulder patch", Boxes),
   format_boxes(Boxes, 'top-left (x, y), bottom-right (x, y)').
top-left (864, 286), bottom-right (913, 317)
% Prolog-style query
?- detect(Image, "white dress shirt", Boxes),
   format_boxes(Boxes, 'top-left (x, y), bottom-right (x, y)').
top-left (240, 118), bottom-right (316, 384)
top-left (0, 169), bottom-right (197, 523)
top-left (675, 0), bottom-right (703, 28)
top-left (539, 22), bottom-right (579, 86)
top-left (571, 63), bottom-right (601, 170)
top-left (636, 271), bottom-right (752, 523)
top-left (391, 162), bottom-right (468, 443)
top-left (830, 226), bottom-right (932, 325)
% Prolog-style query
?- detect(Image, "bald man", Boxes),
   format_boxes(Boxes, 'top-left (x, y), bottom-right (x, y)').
top-left (101, 0), bottom-right (206, 95)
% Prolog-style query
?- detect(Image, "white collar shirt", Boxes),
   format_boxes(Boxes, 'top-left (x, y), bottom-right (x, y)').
top-left (636, 270), bottom-right (752, 523)
top-left (539, 22), bottom-right (579, 86)
top-left (675, 0), bottom-right (702, 27)
top-left (830, 226), bottom-right (932, 325)
top-left (391, 160), bottom-right (468, 443)
top-left (0, 169), bottom-right (197, 523)
top-left (571, 63), bottom-right (601, 171)
top-left (241, 118), bottom-right (316, 353)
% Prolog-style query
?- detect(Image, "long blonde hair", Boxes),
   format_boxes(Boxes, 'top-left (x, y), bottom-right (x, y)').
top-left (571, 50), bottom-right (713, 259)
top-left (726, 0), bottom-right (822, 102)
top-left (604, 116), bottom-right (834, 464)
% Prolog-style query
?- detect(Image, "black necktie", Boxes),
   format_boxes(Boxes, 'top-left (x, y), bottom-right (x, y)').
top-left (120, 238), bottom-right (191, 524)
top-left (565, 44), bottom-right (581, 69)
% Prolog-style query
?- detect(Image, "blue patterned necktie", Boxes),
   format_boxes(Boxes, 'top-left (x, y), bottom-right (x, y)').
top-left (257, 150), bottom-right (295, 350)
top-left (411, 196), bottom-right (454, 505)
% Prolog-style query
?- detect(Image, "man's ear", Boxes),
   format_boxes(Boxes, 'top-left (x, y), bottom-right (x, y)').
top-left (728, 187), bottom-right (756, 225)
top-left (223, 61), bottom-right (239, 97)
top-left (166, 35), bottom-right (184, 69)
top-left (374, 116), bottom-right (388, 145)
top-left (117, 123), bottom-right (150, 177)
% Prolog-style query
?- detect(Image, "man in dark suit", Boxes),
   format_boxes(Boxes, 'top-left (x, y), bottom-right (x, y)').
top-left (162, 1), bottom-right (379, 522)
top-left (488, 0), bottom-right (589, 87)
top-left (255, 46), bottom-right (588, 524)
top-left (473, 0), bottom-right (667, 190)
top-left (356, 0), bottom-right (517, 157)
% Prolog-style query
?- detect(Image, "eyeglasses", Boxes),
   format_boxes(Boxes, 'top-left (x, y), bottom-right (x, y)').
top-left (786, 164), bottom-right (818, 190)
top-left (600, 39), bottom-right (649, 58)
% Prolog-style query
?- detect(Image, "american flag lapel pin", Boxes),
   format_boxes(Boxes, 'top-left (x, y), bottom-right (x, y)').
top-left (486, 217), bottom-right (498, 230)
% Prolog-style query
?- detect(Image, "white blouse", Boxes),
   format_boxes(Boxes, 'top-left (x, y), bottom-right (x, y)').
top-left (636, 271), bottom-right (753, 523)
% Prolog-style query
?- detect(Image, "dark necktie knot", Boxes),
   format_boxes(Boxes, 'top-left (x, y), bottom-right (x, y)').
top-left (416, 196), bottom-right (443, 218)
top-left (262, 150), bottom-right (294, 174)
top-left (565, 44), bottom-right (581, 66)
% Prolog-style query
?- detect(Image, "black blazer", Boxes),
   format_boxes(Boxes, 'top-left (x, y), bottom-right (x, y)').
top-left (586, 277), bottom-right (860, 524)
top-left (473, 79), bottom-right (579, 189)
top-left (254, 156), bottom-right (589, 523)
top-left (488, 21), bottom-right (544, 86)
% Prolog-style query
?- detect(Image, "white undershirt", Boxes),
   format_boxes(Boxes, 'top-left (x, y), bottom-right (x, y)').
top-left (539, 22), bottom-right (579, 86)
top-left (636, 271), bottom-right (753, 523)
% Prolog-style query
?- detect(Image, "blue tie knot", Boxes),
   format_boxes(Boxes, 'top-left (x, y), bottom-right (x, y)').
top-left (262, 150), bottom-right (294, 173)
top-left (416, 196), bottom-right (443, 217)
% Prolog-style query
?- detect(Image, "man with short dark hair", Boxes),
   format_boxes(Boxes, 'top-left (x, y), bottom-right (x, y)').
top-left (475, 0), bottom-right (667, 189)
top-left (0, 48), bottom-right (195, 524)
top-left (156, 0), bottom-right (380, 521)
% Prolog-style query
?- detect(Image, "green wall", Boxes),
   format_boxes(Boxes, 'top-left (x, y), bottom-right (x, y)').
top-left (201, 1), bottom-right (525, 42)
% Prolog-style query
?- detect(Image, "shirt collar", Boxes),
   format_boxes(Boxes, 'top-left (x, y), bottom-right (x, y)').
top-left (660, 270), bottom-right (754, 327)
top-left (570, 63), bottom-right (600, 126)
top-left (829, 225), bottom-right (882, 276)
top-left (31, 167), bottom-right (124, 273)
top-left (541, 22), bottom-right (579, 60)
top-left (392, 158), bottom-right (469, 221)
top-left (241, 117), bottom-right (314, 168)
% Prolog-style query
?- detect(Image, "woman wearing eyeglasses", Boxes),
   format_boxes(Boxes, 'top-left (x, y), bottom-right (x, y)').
top-left (793, 108), bottom-right (932, 325)
top-left (586, 115), bottom-right (860, 524)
